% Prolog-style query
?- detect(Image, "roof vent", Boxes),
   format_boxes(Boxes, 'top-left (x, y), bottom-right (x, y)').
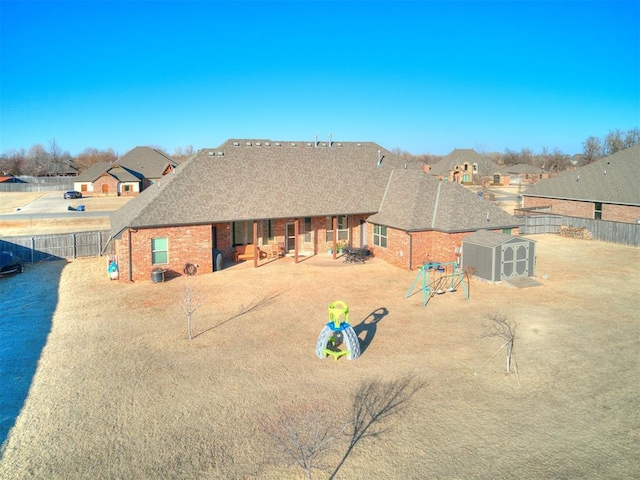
top-left (265, 142), bottom-right (271, 146)
top-left (217, 151), bottom-right (224, 156)
top-left (275, 142), bottom-right (281, 147)
top-left (245, 142), bottom-right (252, 146)
top-left (306, 142), bottom-right (312, 147)
top-left (256, 142), bottom-right (261, 146)
top-left (291, 143), bottom-right (297, 147)
top-left (356, 143), bottom-right (362, 147)
top-left (208, 151), bottom-right (215, 156)
top-left (321, 142), bottom-right (327, 147)
top-left (233, 142), bottom-right (240, 146)
top-left (336, 142), bottom-right (342, 147)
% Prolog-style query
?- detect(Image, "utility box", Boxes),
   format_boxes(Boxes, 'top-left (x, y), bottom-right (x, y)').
top-left (462, 230), bottom-right (536, 282)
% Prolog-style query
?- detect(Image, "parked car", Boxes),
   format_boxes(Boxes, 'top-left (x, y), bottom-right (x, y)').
top-left (0, 252), bottom-right (23, 276)
top-left (64, 190), bottom-right (82, 199)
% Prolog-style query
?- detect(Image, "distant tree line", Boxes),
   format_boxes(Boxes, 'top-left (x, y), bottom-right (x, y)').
top-left (1, 129), bottom-right (637, 177)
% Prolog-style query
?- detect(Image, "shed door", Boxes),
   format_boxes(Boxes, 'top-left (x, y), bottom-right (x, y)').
top-left (500, 243), bottom-right (529, 278)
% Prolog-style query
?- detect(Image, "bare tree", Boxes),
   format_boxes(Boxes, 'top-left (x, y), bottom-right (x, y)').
top-left (623, 128), bottom-right (640, 149)
top-left (261, 403), bottom-right (348, 480)
top-left (23, 144), bottom-right (49, 176)
top-left (477, 312), bottom-right (520, 386)
top-left (0, 148), bottom-right (26, 175)
top-left (582, 136), bottom-right (603, 164)
top-left (74, 147), bottom-right (118, 172)
top-left (604, 129), bottom-right (625, 156)
top-left (181, 282), bottom-right (200, 340)
top-left (46, 138), bottom-right (72, 175)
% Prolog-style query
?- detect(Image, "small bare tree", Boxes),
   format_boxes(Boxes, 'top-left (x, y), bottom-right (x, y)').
top-left (261, 403), bottom-right (347, 480)
top-left (181, 282), bottom-right (200, 340)
top-left (477, 312), bottom-right (520, 386)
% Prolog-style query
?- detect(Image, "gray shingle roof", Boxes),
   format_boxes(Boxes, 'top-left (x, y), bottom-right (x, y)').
top-left (523, 145), bottom-right (640, 205)
top-left (429, 148), bottom-right (504, 176)
top-left (110, 139), bottom-right (521, 238)
top-left (367, 169), bottom-right (521, 232)
top-left (75, 162), bottom-right (112, 182)
top-left (506, 163), bottom-right (545, 175)
top-left (116, 146), bottom-right (178, 180)
top-left (462, 229), bottom-right (534, 247)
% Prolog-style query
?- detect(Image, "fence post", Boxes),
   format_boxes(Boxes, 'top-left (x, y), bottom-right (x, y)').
top-left (73, 233), bottom-right (77, 259)
top-left (30, 237), bottom-right (35, 263)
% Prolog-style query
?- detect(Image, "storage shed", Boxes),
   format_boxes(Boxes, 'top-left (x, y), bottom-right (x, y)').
top-left (461, 230), bottom-right (536, 282)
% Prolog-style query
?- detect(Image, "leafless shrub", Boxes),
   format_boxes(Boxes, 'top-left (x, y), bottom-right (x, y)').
top-left (181, 282), bottom-right (200, 340)
top-left (477, 312), bottom-right (521, 386)
top-left (260, 402), bottom-right (348, 480)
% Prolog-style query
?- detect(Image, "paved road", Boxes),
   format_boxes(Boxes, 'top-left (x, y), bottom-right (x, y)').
top-left (1, 192), bottom-right (121, 220)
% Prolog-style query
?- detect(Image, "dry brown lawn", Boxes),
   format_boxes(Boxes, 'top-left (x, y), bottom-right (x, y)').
top-left (0, 234), bottom-right (638, 479)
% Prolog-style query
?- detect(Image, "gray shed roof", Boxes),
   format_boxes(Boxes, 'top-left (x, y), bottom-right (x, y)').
top-left (523, 145), bottom-right (640, 205)
top-left (110, 139), bottom-right (521, 238)
top-left (462, 229), bottom-right (534, 247)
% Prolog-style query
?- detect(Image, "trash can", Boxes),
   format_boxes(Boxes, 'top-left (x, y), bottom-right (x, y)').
top-left (213, 249), bottom-right (223, 272)
top-left (151, 268), bottom-right (165, 283)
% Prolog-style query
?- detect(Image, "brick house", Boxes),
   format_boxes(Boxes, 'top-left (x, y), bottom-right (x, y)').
top-left (522, 145), bottom-right (640, 224)
top-left (74, 147), bottom-right (178, 196)
top-left (107, 139), bottom-right (522, 282)
top-left (505, 164), bottom-right (549, 185)
top-left (425, 148), bottom-right (510, 185)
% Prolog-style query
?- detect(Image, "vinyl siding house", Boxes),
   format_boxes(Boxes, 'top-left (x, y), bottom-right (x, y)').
top-left (522, 145), bottom-right (640, 224)
top-left (74, 147), bottom-right (178, 196)
top-left (107, 139), bottom-right (522, 282)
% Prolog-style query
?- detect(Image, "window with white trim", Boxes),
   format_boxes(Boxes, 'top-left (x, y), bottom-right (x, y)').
top-left (373, 224), bottom-right (387, 248)
top-left (326, 216), bottom-right (348, 242)
top-left (151, 237), bottom-right (168, 264)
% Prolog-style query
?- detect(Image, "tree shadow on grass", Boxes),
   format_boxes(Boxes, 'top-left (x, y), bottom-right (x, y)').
top-left (193, 292), bottom-right (283, 339)
top-left (352, 307), bottom-right (388, 355)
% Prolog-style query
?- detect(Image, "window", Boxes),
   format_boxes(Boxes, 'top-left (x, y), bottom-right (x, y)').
top-left (594, 203), bottom-right (603, 220)
top-left (151, 237), bottom-right (168, 265)
top-left (373, 224), bottom-right (387, 248)
top-left (260, 219), bottom-right (275, 244)
top-left (327, 216), bottom-right (348, 242)
top-left (123, 184), bottom-right (130, 192)
top-left (232, 221), bottom-right (252, 246)
top-left (304, 217), bottom-right (312, 242)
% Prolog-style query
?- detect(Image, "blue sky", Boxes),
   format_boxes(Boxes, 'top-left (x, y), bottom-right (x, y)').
top-left (1, 0), bottom-right (638, 156)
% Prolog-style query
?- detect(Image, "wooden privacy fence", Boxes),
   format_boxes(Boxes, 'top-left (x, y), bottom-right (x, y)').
top-left (0, 230), bottom-right (113, 263)
top-left (517, 214), bottom-right (640, 247)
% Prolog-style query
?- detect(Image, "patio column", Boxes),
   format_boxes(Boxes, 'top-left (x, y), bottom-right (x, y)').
top-left (253, 220), bottom-right (258, 268)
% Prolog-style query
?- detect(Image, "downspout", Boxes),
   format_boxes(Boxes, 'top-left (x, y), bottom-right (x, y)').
top-left (128, 229), bottom-right (133, 282)
top-left (408, 232), bottom-right (413, 270)
top-left (253, 220), bottom-right (258, 268)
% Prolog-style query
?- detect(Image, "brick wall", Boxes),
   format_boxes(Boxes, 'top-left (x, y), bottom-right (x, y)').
top-left (92, 175), bottom-right (119, 196)
top-left (524, 196), bottom-right (640, 223)
top-left (117, 225), bottom-right (213, 282)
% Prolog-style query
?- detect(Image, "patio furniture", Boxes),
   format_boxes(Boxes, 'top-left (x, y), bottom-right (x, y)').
top-left (344, 248), bottom-right (368, 263)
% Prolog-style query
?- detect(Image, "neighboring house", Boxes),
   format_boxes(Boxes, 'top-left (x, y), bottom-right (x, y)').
top-left (107, 139), bottom-right (522, 282)
top-left (74, 147), bottom-right (178, 196)
top-left (505, 164), bottom-right (548, 185)
top-left (0, 174), bottom-right (27, 183)
top-left (425, 148), bottom-right (509, 185)
top-left (522, 145), bottom-right (640, 224)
